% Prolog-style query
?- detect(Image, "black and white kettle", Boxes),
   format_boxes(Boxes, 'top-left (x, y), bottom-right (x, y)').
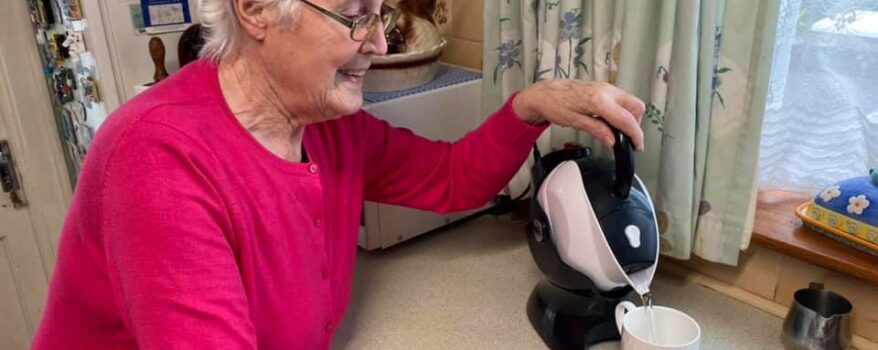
top-left (525, 129), bottom-right (660, 349)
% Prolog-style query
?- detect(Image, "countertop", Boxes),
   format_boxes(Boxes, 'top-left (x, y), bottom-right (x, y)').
top-left (331, 215), bottom-right (785, 349)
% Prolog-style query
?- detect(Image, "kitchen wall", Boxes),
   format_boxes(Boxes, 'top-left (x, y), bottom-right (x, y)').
top-left (84, 0), bottom-right (201, 103)
top-left (436, 0), bottom-right (483, 71)
top-left (94, 0), bottom-right (485, 102)
top-left (668, 246), bottom-right (878, 345)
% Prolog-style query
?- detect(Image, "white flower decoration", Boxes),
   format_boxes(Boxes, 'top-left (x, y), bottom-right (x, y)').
top-left (846, 195), bottom-right (870, 215)
top-left (820, 185), bottom-right (841, 202)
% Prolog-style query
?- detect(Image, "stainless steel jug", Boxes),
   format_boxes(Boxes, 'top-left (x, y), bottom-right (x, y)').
top-left (782, 282), bottom-right (853, 350)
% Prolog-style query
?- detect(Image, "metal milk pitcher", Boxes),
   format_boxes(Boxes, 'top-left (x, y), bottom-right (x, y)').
top-left (782, 282), bottom-right (853, 350)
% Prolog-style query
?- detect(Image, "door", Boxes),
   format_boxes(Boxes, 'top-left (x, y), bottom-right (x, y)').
top-left (0, 0), bottom-right (75, 348)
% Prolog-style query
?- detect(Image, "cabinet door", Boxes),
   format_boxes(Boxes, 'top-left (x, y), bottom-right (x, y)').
top-left (0, 213), bottom-right (48, 349)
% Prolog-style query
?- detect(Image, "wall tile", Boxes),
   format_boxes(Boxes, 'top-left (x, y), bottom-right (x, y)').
top-left (433, 0), bottom-right (452, 36)
top-left (674, 245), bottom-right (783, 300)
top-left (441, 37), bottom-right (482, 70)
top-left (450, 0), bottom-right (483, 42)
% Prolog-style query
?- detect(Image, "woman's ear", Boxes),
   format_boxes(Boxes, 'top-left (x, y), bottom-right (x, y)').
top-left (232, 0), bottom-right (272, 41)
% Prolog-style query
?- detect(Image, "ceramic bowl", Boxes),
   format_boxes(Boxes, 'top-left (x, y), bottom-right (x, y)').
top-left (363, 38), bottom-right (446, 92)
top-left (363, 12), bottom-right (446, 92)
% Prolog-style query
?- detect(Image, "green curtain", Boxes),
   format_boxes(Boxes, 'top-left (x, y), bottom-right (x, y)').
top-left (484, 0), bottom-right (780, 265)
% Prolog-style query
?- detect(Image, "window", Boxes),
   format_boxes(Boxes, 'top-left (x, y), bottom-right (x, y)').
top-left (758, 0), bottom-right (878, 194)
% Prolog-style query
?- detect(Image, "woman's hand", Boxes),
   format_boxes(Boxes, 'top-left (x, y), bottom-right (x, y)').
top-left (512, 79), bottom-right (646, 151)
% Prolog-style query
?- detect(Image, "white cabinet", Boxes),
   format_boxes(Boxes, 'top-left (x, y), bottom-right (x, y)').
top-left (359, 78), bottom-right (485, 250)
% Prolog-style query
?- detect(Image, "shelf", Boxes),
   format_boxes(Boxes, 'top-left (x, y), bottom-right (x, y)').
top-left (752, 191), bottom-right (878, 285)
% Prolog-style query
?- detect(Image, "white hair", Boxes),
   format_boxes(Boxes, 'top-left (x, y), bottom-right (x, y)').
top-left (199, 0), bottom-right (303, 61)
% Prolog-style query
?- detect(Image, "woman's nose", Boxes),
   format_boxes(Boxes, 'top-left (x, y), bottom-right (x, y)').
top-left (361, 28), bottom-right (388, 56)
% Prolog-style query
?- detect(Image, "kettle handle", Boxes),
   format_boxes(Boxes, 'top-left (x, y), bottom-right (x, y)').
top-left (612, 127), bottom-right (635, 199)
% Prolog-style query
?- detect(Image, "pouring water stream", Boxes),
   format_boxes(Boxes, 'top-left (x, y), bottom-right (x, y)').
top-left (640, 291), bottom-right (658, 344)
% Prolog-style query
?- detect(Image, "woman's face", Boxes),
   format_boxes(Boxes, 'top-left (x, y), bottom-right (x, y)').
top-left (260, 0), bottom-right (387, 121)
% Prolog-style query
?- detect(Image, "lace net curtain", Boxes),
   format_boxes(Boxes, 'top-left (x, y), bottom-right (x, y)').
top-left (759, 0), bottom-right (878, 194)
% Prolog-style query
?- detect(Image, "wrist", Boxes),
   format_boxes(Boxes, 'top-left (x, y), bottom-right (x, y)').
top-left (511, 91), bottom-right (546, 125)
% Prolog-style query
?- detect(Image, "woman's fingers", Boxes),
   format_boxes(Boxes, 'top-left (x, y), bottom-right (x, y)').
top-left (520, 79), bottom-right (646, 150)
top-left (566, 82), bottom-right (644, 149)
top-left (592, 99), bottom-right (645, 151)
top-left (617, 93), bottom-right (646, 124)
top-left (613, 104), bottom-right (644, 150)
top-left (562, 110), bottom-right (615, 148)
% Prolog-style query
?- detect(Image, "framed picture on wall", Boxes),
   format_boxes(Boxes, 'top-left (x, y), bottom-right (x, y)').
top-left (61, 0), bottom-right (83, 21)
top-left (140, 0), bottom-right (192, 34)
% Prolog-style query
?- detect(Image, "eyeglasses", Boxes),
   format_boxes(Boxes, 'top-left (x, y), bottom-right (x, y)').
top-left (300, 0), bottom-right (400, 42)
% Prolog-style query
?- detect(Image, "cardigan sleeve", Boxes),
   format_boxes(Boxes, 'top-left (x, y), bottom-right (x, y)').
top-left (101, 121), bottom-right (257, 350)
top-left (363, 94), bottom-right (547, 213)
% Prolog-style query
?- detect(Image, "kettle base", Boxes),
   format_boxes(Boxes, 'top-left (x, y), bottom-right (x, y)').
top-left (526, 279), bottom-right (630, 350)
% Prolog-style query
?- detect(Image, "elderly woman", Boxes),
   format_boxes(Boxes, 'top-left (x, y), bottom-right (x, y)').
top-left (34, 0), bottom-right (644, 349)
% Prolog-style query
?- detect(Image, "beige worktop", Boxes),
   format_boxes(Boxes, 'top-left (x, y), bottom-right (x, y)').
top-left (331, 216), bottom-right (785, 349)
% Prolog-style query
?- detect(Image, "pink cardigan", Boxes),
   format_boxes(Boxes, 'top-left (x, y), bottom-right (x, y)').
top-left (34, 60), bottom-right (546, 349)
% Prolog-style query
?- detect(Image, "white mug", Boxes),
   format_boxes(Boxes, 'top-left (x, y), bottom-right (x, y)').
top-left (615, 301), bottom-right (701, 350)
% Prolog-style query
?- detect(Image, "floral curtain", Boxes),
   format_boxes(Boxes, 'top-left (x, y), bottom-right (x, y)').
top-left (483, 0), bottom-right (780, 264)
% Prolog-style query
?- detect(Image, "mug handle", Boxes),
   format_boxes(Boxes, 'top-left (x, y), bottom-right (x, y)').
top-left (615, 301), bottom-right (637, 333)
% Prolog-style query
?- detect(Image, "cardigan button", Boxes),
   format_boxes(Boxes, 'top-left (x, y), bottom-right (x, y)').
top-left (324, 322), bottom-right (334, 333)
top-left (309, 164), bottom-right (319, 174)
top-left (321, 268), bottom-right (329, 279)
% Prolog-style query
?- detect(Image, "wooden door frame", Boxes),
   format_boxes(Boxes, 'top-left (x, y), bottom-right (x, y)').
top-left (0, 0), bottom-right (75, 277)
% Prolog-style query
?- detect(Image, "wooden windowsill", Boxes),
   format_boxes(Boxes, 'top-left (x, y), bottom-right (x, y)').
top-left (752, 191), bottom-right (878, 285)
